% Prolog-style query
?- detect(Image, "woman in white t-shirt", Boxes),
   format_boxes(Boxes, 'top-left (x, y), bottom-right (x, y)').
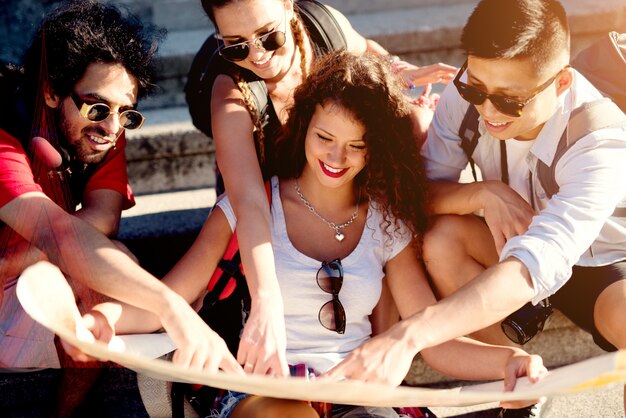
top-left (84, 51), bottom-right (545, 418)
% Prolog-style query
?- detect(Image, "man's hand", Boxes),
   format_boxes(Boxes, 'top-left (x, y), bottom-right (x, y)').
top-left (323, 322), bottom-right (418, 385)
top-left (236, 295), bottom-right (288, 376)
top-left (479, 181), bottom-right (537, 254)
top-left (159, 293), bottom-right (244, 374)
top-left (499, 351), bottom-right (547, 409)
top-left (60, 310), bottom-right (115, 363)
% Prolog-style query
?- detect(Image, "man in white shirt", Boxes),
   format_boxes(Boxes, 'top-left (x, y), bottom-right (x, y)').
top-left (327, 0), bottom-right (626, 414)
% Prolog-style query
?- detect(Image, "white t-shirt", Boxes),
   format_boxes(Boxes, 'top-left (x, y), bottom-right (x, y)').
top-left (216, 176), bottom-right (412, 373)
top-left (504, 138), bottom-right (535, 204)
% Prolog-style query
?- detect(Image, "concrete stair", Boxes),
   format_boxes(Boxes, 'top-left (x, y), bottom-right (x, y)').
top-left (116, 0), bottom-right (624, 389)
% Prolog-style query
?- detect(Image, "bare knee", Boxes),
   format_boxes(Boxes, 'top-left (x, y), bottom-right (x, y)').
top-left (594, 280), bottom-right (626, 349)
top-left (423, 215), bottom-right (467, 263)
top-left (230, 396), bottom-right (318, 418)
top-left (423, 215), bottom-right (498, 298)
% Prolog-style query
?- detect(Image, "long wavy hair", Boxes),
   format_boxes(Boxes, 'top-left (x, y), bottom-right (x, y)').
top-left (275, 51), bottom-right (430, 242)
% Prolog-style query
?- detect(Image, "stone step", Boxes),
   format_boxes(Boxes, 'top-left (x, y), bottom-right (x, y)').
top-left (125, 106), bottom-right (214, 195)
top-left (119, 187), bottom-right (215, 276)
top-left (114, 0), bottom-right (479, 33)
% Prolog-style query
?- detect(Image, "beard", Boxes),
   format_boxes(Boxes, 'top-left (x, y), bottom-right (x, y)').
top-left (59, 122), bottom-right (116, 165)
top-left (66, 136), bottom-right (110, 164)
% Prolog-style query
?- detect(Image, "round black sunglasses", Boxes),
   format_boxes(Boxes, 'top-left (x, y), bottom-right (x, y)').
top-left (216, 11), bottom-right (287, 62)
top-left (316, 258), bottom-right (346, 334)
top-left (453, 60), bottom-right (565, 117)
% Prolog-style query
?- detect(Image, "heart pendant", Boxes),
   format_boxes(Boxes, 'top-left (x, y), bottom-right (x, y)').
top-left (335, 232), bottom-right (345, 242)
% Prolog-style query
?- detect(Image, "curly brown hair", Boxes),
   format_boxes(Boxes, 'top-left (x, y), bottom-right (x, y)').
top-left (275, 51), bottom-right (429, 241)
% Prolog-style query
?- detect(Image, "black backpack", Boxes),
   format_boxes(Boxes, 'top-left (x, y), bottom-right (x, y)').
top-left (185, 0), bottom-right (347, 139)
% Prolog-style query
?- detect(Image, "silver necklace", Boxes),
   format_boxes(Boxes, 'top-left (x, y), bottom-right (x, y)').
top-left (294, 179), bottom-right (360, 242)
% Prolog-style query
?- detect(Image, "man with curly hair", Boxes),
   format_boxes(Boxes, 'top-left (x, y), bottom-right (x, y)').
top-left (0, 1), bottom-right (240, 412)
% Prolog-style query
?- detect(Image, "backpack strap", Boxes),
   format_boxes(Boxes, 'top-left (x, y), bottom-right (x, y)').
top-left (205, 181), bottom-right (273, 300)
top-left (248, 80), bottom-right (271, 132)
top-left (536, 98), bottom-right (626, 216)
top-left (459, 105), bottom-right (481, 182)
top-left (297, 0), bottom-right (347, 55)
top-left (572, 31), bottom-right (626, 113)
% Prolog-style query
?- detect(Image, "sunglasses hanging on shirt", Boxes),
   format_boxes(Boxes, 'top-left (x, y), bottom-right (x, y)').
top-left (316, 258), bottom-right (346, 334)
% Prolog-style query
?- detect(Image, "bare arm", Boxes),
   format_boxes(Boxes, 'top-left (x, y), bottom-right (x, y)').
top-left (88, 207), bottom-right (234, 334)
top-left (210, 75), bottom-right (288, 376)
top-left (76, 189), bottom-right (124, 237)
top-left (1, 189), bottom-right (126, 278)
top-left (0, 192), bottom-right (241, 372)
top-left (403, 257), bottom-right (535, 356)
top-left (430, 180), bottom-right (536, 254)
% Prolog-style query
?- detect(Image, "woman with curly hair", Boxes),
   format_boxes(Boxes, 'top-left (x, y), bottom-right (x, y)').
top-left (86, 51), bottom-right (545, 418)
top-left (196, 0), bottom-right (457, 377)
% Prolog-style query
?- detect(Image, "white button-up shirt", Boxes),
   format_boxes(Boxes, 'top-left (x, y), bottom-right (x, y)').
top-left (422, 70), bottom-right (626, 304)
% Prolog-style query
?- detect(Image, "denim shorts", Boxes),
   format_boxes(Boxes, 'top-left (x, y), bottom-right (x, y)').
top-left (212, 390), bottom-right (403, 418)
top-left (212, 390), bottom-right (250, 418)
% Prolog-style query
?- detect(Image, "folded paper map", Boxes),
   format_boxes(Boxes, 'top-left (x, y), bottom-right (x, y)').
top-left (17, 261), bottom-right (626, 407)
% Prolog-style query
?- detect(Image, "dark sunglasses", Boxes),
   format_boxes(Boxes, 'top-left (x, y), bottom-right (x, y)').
top-left (316, 258), bottom-right (346, 334)
top-left (453, 60), bottom-right (564, 117)
top-left (69, 92), bottom-right (145, 130)
top-left (216, 12), bottom-right (287, 62)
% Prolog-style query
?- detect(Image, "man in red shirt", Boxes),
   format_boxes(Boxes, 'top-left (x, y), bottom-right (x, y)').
top-left (0, 0), bottom-right (239, 379)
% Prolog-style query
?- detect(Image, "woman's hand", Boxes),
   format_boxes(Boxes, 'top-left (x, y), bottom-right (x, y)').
top-left (392, 61), bottom-right (457, 88)
top-left (237, 294), bottom-right (289, 376)
top-left (499, 352), bottom-right (547, 409)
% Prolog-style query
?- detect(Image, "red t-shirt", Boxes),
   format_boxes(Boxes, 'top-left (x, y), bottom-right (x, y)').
top-left (0, 128), bottom-right (134, 209)
top-left (0, 128), bottom-right (135, 281)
